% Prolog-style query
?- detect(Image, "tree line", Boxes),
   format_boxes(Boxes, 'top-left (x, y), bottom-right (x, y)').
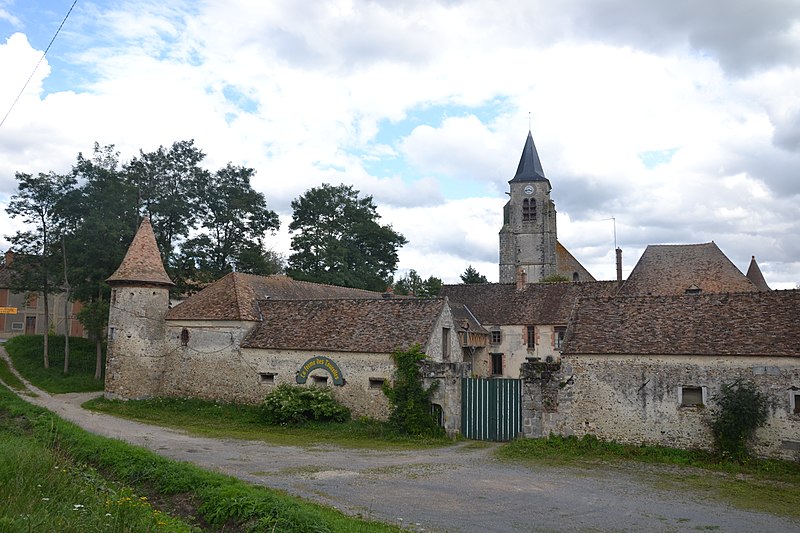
top-left (4, 140), bottom-right (489, 373)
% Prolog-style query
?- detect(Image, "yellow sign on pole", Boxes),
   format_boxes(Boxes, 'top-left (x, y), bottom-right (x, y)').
top-left (0, 307), bottom-right (18, 314)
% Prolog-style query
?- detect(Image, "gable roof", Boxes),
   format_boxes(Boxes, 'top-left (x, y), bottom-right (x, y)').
top-left (509, 131), bottom-right (548, 183)
top-left (556, 241), bottom-right (596, 281)
top-left (745, 256), bottom-right (771, 291)
top-left (107, 218), bottom-right (174, 287)
top-left (563, 290), bottom-right (800, 357)
top-left (241, 298), bottom-right (446, 353)
top-left (618, 242), bottom-right (756, 296)
top-left (440, 281), bottom-right (618, 326)
top-left (166, 272), bottom-right (386, 321)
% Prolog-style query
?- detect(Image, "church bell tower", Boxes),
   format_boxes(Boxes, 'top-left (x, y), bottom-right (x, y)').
top-left (499, 131), bottom-right (558, 284)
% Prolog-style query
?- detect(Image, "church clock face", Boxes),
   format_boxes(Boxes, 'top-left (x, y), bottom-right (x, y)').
top-left (524, 185), bottom-right (534, 195)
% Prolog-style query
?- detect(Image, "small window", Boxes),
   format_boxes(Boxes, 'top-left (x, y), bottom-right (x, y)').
top-left (311, 375), bottom-right (329, 386)
top-left (108, 327), bottom-right (116, 340)
top-left (572, 272), bottom-right (579, 282)
top-left (491, 353), bottom-right (503, 376)
top-left (369, 378), bottom-right (385, 390)
top-left (526, 325), bottom-right (535, 347)
top-left (11, 322), bottom-right (23, 331)
top-left (681, 386), bottom-right (704, 407)
top-left (442, 327), bottom-right (450, 361)
top-left (793, 392), bottom-right (800, 414)
top-left (490, 330), bottom-right (502, 344)
top-left (259, 372), bottom-right (275, 384)
top-left (554, 327), bottom-right (566, 351)
top-left (180, 328), bottom-right (190, 347)
top-left (25, 293), bottom-right (37, 309)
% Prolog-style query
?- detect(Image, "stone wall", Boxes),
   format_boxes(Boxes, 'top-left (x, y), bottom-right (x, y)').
top-left (486, 324), bottom-right (561, 378)
top-left (520, 355), bottom-right (800, 460)
top-left (421, 360), bottom-right (472, 437)
top-left (105, 286), bottom-right (171, 399)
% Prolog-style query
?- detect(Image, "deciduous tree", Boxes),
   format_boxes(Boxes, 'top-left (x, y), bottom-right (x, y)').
top-left (5, 171), bottom-right (76, 368)
top-left (288, 183), bottom-right (406, 291)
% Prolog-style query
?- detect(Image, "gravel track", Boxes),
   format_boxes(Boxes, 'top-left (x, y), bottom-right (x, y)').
top-left (2, 347), bottom-right (798, 532)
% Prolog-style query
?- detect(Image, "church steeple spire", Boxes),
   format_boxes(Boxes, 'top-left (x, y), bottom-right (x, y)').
top-left (510, 130), bottom-right (547, 182)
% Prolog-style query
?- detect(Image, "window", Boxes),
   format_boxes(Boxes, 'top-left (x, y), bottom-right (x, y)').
top-left (259, 372), bottom-right (276, 384)
top-left (369, 378), bottom-right (385, 390)
top-left (522, 198), bottom-right (536, 222)
top-left (490, 330), bottom-right (502, 344)
top-left (311, 375), bottom-right (329, 386)
top-left (572, 272), bottom-right (579, 282)
top-left (25, 293), bottom-right (37, 309)
top-left (554, 327), bottom-right (566, 351)
top-left (526, 325), bottom-right (535, 347)
top-left (491, 353), bottom-right (503, 376)
top-left (442, 327), bottom-right (450, 361)
top-left (792, 391), bottom-right (800, 414)
top-left (680, 386), bottom-right (704, 407)
top-left (180, 328), bottom-right (190, 347)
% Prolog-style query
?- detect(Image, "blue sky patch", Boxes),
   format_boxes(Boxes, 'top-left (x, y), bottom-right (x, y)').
top-left (638, 147), bottom-right (679, 169)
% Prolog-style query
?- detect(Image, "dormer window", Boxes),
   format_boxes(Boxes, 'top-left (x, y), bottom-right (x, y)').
top-left (685, 285), bottom-right (702, 295)
top-left (522, 198), bottom-right (536, 222)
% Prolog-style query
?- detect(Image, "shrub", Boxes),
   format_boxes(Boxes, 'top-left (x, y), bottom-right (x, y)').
top-left (710, 380), bottom-right (768, 462)
top-left (261, 384), bottom-right (350, 425)
top-left (382, 345), bottom-right (444, 437)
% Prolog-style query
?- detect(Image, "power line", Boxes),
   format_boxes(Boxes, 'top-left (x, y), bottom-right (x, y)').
top-left (0, 0), bottom-right (78, 129)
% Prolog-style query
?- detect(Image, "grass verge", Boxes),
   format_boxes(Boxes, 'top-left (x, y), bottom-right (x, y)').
top-left (498, 434), bottom-right (800, 519)
top-left (84, 396), bottom-right (453, 450)
top-left (0, 355), bottom-right (26, 391)
top-left (0, 384), bottom-right (401, 532)
top-left (4, 335), bottom-right (104, 393)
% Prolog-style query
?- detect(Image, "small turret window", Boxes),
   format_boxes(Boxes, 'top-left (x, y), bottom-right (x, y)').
top-left (180, 328), bottom-right (190, 347)
top-left (522, 198), bottom-right (536, 221)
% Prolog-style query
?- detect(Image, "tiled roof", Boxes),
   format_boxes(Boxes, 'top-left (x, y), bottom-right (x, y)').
top-left (745, 256), bottom-right (771, 291)
top-left (563, 290), bottom-right (800, 357)
top-left (440, 281), bottom-right (619, 326)
top-left (107, 218), bottom-right (174, 287)
top-left (618, 243), bottom-right (756, 296)
top-left (241, 298), bottom-right (446, 353)
top-left (449, 301), bottom-right (488, 334)
top-left (166, 272), bottom-right (387, 321)
top-left (556, 241), bottom-right (596, 281)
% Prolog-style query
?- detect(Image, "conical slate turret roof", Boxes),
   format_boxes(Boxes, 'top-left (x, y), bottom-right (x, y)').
top-left (107, 217), bottom-right (174, 287)
top-left (746, 256), bottom-right (771, 291)
top-left (509, 131), bottom-right (547, 182)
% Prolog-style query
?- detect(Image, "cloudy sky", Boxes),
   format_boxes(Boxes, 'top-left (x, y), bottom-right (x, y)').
top-left (1, 0), bottom-right (799, 288)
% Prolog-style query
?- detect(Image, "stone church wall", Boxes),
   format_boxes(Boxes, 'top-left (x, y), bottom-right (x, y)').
top-left (521, 355), bottom-right (800, 460)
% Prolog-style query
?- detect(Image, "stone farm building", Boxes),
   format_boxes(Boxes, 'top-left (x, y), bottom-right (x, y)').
top-left (104, 131), bottom-right (800, 459)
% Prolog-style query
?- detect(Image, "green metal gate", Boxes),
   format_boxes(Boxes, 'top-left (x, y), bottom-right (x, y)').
top-left (461, 378), bottom-right (522, 441)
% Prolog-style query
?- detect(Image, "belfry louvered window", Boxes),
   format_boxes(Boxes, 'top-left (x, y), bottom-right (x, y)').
top-left (522, 198), bottom-right (536, 221)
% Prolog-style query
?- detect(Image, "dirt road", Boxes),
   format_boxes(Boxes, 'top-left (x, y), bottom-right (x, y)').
top-left (3, 350), bottom-right (798, 532)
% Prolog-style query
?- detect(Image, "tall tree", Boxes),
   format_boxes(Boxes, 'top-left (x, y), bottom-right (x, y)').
top-left (288, 183), bottom-right (407, 291)
top-left (460, 265), bottom-right (488, 284)
top-left (5, 171), bottom-right (76, 368)
top-left (178, 163), bottom-right (279, 282)
top-left (393, 270), bottom-right (442, 297)
top-left (124, 140), bottom-right (207, 265)
top-left (62, 144), bottom-right (138, 379)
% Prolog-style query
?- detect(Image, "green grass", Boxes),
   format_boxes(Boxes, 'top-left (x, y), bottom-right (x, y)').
top-left (0, 355), bottom-right (26, 391)
top-left (84, 396), bottom-right (453, 450)
top-left (0, 430), bottom-right (194, 532)
top-left (498, 434), bottom-right (800, 518)
top-left (0, 384), bottom-right (402, 532)
top-left (4, 335), bottom-right (105, 393)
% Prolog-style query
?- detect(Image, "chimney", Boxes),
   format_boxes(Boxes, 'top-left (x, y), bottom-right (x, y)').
top-left (516, 267), bottom-right (527, 291)
top-left (4, 250), bottom-right (13, 267)
top-left (615, 247), bottom-right (623, 287)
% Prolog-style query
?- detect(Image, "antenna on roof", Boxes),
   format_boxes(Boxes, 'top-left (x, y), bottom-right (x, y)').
top-left (602, 217), bottom-right (617, 250)
top-left (528, 111), bottom-right (531, 131)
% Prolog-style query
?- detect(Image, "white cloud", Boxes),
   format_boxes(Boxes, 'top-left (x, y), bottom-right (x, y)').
top-left (0, 0), bottom-right (798, 290)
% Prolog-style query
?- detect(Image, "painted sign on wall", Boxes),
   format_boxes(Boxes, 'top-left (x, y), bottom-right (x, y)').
top-left (295, 356), bottom-right (344, 386)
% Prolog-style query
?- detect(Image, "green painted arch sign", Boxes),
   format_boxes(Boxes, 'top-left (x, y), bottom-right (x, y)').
top-left (295, 356), bottom-right (344, 386)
